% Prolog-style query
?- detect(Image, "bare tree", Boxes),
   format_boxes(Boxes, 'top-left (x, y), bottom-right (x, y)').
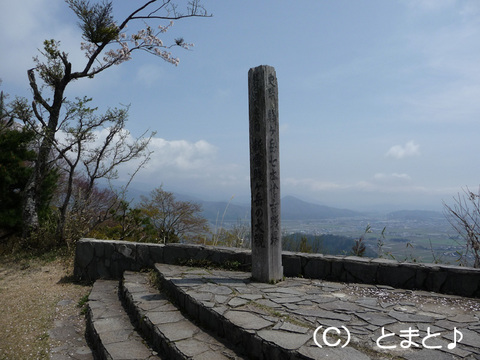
top-left (139, 186), bottom-right (209, 243)
top-left (21, 0), bottom-right (210, 239)
top-left (444, 187), bottom-right (480, 268)
top-left (49, 97), bottom-right (153, 244)
top-left (55, 175), bottom-right (119, 249)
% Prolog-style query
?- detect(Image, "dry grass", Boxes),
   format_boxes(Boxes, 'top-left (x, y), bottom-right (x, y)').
top-left (0, 253), bottom-right (91, 360)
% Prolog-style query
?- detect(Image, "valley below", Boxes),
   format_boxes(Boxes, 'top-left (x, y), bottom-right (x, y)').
top-left (202, 195), bottom-right (468, 266)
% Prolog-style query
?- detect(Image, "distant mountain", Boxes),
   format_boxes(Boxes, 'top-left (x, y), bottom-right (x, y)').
top-left (386, 210), bottom-right (444, 221)
top-left (200, 201), bottom-right (250, 223)
top-left (281, 196), bottom-right (362, 220)
top-left (198, 195), bottom-right (362, 223)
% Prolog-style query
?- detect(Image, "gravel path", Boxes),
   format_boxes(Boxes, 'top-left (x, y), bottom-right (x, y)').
top-left (0, 256), bottom-right (92, 360)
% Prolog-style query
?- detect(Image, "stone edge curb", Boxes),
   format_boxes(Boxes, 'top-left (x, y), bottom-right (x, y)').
top-left (85, 303), bottom-right (109, 360)
top-left (85, 280), bottom-right (118, 360)
top-left (74, 239), bottom-right (480, 298)
top-left (85, 280), bottom-right (160, 360)
top-left (120, 272), bottom-right (192, 360)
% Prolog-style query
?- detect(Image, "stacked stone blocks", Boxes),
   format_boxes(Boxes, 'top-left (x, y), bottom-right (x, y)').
top-left (75, 239), bottom-right (480, 298)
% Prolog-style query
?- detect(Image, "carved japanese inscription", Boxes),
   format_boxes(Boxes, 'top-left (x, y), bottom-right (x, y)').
top-left (248, 65), bottom-right (283, 283)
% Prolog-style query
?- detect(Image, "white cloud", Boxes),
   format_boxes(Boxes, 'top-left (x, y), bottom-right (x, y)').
top-left (370, 173), bottom-right (413, 191)
top-left (277, 171), bottom-right (463, 210)
top-left (145, 138), bottom-right (217, 171)
top-left (131, 137), bottom-right (249, 198)
top-left (385, 141), bottom-right (420, 159)
top-left (374, 173), bottom-right (412, 181)
top-left (284, 178), bottom-right (344, 191)
top-left (285, 174), bottom-right (414, 195)
top-left (0, 0), bottom-right (82, 87)
top-left (56, 126), bottom-right (248, 198)
top-left (0, 0), bottom-right (133, 98)
top-left (56, 128), bottom-right (218, 174)
top-left (285, 170), bottom-right (420, 196)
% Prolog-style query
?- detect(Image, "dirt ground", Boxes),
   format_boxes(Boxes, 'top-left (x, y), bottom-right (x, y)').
top-left (0, 255), bottom-right (92, 360)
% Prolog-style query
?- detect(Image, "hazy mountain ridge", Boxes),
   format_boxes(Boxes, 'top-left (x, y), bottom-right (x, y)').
top-left (124, 186), bottom-right (443, 223)
top-left (198, 195), bottom-right (363, 223)
top-left (281, 195), bottom-right (361, 220)
top-left (386, 210), bottom-right (444, 221)
top-left (200, 201), bottom-right (250, 222)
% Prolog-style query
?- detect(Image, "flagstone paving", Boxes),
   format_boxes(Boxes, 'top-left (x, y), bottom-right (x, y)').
top-left (153, 263), bottom-right (480, 359)
top-left (83, 263), bottom-right (480, 359)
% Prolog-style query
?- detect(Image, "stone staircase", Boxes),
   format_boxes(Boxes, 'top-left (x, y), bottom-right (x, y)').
top-left (86, 263), bottom-right (480, 360)
top-left (86, 279), bottom-right (161, 360)
top-left (121, 271), bottom-right (246, 360)
top-left (86, 271), bottom-right (247, 360)
top-left (85, 265), bottom-right (323, 360)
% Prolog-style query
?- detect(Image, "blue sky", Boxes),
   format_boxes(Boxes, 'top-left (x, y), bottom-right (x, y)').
top-left (2, 0), bottom-right (480, 211)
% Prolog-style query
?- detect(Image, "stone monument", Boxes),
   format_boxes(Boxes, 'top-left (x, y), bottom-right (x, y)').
top-left (248, 65), bottom-right (283, 282)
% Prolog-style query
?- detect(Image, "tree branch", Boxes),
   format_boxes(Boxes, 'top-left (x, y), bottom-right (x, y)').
top-left (27, 69), bottom-right (52, 113)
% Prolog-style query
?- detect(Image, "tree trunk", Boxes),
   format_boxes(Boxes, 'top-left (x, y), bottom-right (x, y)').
top-left (21, 177), bottom-right (39, 240)
top-left (21, 116), bottom-right (59, 240)
top-left (22, 68), bottom-right (69, 242)
top-left (56, 160), bottom-right (76, 245)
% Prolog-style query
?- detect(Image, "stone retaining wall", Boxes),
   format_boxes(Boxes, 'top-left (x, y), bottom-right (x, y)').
top-left (74, 238), bottom-right (480, 298)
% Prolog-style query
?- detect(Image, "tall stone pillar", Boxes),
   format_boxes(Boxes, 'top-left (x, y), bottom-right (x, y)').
top-left (248, 65), bottom-right (283, 283)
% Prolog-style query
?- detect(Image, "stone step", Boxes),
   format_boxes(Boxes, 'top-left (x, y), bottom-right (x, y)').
top-left (86, 279), bottom-right (161, 360)
top-left (121, 271), bottom-right (247, 360)
top-left (152, 264), bottom-right (315, 360)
